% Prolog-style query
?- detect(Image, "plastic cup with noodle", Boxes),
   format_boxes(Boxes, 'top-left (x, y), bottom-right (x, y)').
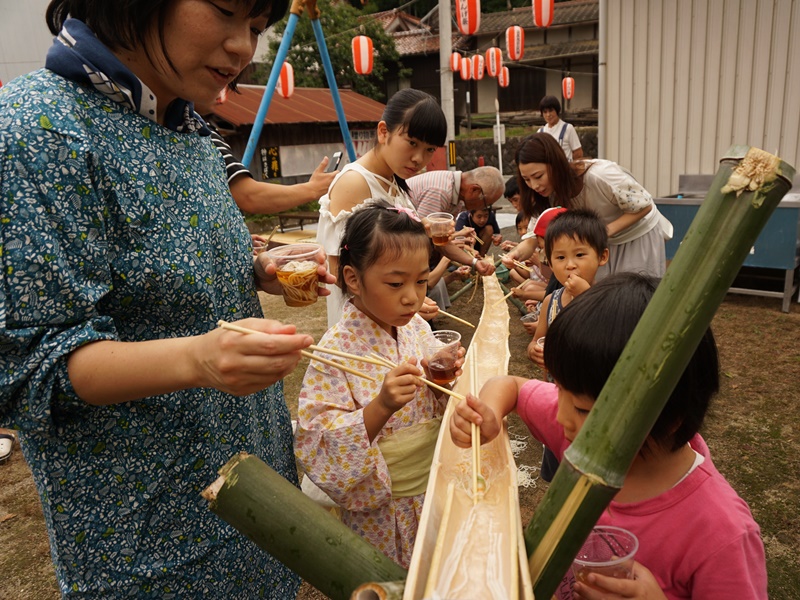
top-left (265, 243), bottom-right (321, 307)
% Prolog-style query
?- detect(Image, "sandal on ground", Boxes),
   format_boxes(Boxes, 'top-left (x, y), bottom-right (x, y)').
top-left (0, 433), bottom-right (14, 464)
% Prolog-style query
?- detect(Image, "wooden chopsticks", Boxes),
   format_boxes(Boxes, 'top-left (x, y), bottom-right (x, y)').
top-left (500, 253), bottom-right (532, 273)
top-left (306, 344), bottom-right (388, 366)
top-left (369, 353), bottom-right (465, 402)
top-left (436, 309), bottom-right (476, 329)
top-left (216, 320), bottom-right (376, 381)
top-left (490, 279), bottom-right (531, 308)
top-left (470, 356), bottom-right (484, 505)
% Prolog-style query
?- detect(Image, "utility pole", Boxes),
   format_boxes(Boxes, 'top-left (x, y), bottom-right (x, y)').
top-left (439, 0), bottom-right (455, 167)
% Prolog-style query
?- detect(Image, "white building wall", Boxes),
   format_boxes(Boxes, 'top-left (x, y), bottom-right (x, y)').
top-left (0, 0), bottom-right (52, 86)
top-left (603, 0), bottom-right (800, 197)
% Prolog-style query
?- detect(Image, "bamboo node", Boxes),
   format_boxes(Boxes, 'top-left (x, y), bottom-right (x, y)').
top-left (201, 476), bottom-right (223, 502)
top-left (720, 148), bottom-right (780, 205)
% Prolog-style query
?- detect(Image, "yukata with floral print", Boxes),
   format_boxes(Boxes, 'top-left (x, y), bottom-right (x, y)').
top-left (295, 303), bottom-right (445, 567)
top-left (295, 206), bottom-right (458, 568)
top-left (0, 1), bottom-right (336, 598)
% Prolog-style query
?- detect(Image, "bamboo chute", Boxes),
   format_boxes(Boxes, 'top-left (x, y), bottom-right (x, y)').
top-left (402, 273), bottom-right (534, 600)
top-left (525, 146), bottom-right (795, 598)
top-left (202, 453), bottom-right (406, 600)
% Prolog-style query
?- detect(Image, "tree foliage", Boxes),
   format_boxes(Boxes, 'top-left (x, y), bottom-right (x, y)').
top-left (254, 0), bottom-right (409, 101)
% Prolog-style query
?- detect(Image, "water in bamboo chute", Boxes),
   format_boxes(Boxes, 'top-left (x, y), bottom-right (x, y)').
top-left (404, 271), bottom-right (534, 600)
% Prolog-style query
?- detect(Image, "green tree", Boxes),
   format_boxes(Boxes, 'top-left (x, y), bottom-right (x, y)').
top-left (254, 0), bottom-right (409, 101)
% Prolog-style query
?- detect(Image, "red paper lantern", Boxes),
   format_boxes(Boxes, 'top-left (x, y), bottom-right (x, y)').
top-left (533, 0), bottom-right (554, 28)
top-left (562, 76), bottom-right (575, 100)
top-left (505, 26), bottom-right (525, 61)
top-left (459, 57), bottom-right (473, 80)
top-left (455, 0), bottom-right (481, 35)
top-left (352, 35), bottom-right (374, 75)
top-left (498, 66), bottom-right (510, 88)
top-left (471, 54), bottom-right (485, 80)
top-left (485, 47), bottom-right (502, 77)
top-left (277, 62), bottom-right (294, 99)
top-left (450, 52), bottom-right (462, 73)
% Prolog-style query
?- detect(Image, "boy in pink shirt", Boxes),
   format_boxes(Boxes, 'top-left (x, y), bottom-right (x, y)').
top-left (450, 273), bottom-right (767, 599)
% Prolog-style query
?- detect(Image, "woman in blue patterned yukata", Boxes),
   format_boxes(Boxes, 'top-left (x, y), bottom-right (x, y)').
top-left (0, 0), bottom-right (336, 597)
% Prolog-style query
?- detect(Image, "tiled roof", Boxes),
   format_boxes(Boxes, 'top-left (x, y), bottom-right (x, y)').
top-left (393, 29), bottom-right (466, 56)
top-left (368, 9), bottom-right (425, 33)
top-left (209, 84), bottom-right (385, 126)
top-left (388, 0), bottom-right (598, 57)
top-left (478, 0), bottom-right (599, 33)
top-left (523, 38), bottom-right (599, 61)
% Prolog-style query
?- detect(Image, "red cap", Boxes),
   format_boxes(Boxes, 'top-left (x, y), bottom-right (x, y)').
top-left (533, 207), bottom-right (567, 238)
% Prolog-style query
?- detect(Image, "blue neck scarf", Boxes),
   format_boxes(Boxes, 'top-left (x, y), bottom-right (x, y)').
top-left (45, 18), bottom-right (210, 136)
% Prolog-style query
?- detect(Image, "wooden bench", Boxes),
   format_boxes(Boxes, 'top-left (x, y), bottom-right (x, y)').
top-left (275, 211), bottom-right (320, 233)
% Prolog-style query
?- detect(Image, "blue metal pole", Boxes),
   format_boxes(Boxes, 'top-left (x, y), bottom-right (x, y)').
top-left (310, 18), bottom-right (357, 162)
top-left (242, 13), bottom-right (300, 168)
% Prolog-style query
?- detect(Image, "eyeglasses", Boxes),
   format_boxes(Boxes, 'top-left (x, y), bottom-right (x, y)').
top-left (475, 185), bottom-right (487, 209)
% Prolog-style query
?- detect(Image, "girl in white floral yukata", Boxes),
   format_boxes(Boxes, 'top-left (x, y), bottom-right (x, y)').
top-left (295, 206), bottom-right (464, 568)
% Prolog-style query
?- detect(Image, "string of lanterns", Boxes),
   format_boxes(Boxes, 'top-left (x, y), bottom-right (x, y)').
top-left (276, 0), bottom-right (571, 100)
top-left (446, 0), bottom-right (573, 99)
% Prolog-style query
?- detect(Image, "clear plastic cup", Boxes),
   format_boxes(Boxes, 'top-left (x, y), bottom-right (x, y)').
top-left (422, 330), bottom-right (462, 384)
top-left (265, 243), bottom-right (321, 307)
top-left (572, 526), bottom-right (639, 591)
top-left (427, 212), bottom-right (455, 247)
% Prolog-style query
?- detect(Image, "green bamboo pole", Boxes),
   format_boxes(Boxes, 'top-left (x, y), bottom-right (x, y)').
top-left (498, 281), bottom-right (528, 315)
top-left (524, 146), bottom-right (795, 599)
top-left (448, 278), bottom-right (475, 301)
top-left (202, 453), bottom-right (407, 600)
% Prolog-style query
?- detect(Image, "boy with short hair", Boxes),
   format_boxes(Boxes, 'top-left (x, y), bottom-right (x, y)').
top-left (529, 207), bottom-right (609, 367)
top-left (528, 207), bottom-right (609, 481)
top-left (455, 206), bottom-right (502, 256)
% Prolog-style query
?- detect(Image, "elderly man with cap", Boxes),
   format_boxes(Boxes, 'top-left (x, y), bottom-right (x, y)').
top-left (407, 166), bottom-right (504, 276)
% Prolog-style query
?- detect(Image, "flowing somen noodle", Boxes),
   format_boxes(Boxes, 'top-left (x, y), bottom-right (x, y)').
top-left (276, 259), bottom-right (319, 306)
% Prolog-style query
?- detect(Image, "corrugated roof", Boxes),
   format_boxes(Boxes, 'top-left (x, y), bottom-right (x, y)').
top-left (209, 84), bottom-right (385, 126)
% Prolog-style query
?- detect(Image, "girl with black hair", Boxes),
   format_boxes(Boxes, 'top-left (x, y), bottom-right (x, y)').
top-left (316, 88), bottom-right (448, 326)
top-left (450, 273), bottom-right (766, 600)
top-left (296, 206), bottom-right (462, 568)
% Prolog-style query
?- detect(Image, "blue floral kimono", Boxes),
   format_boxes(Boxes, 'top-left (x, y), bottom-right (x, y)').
top-left (0, 20), bottom-right (299, 599)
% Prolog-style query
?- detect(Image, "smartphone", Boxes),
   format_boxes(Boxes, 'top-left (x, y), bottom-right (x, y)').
top-left (325, 151), bottom-right (343, 173)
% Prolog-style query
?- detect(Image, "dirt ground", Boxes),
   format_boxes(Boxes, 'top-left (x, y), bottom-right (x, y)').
top-left (2, 238), bottom-right (799, 599)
